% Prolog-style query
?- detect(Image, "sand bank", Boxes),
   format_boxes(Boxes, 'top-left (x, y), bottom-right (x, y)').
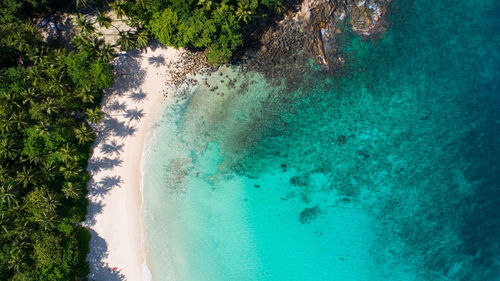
top-left (84, 44), bottom-right (183, 281)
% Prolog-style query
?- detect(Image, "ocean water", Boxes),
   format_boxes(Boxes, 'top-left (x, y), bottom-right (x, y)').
top-left (142, 0), bottom-right (500, 280)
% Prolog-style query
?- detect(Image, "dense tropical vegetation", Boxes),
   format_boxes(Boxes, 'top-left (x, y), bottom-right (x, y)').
top-left (0, 0), bottom-right (113, 280)
top-left (117, 0), bottom-right (285, 64)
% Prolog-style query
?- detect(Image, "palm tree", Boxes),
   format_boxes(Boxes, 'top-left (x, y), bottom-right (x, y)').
top-left (40, 217), bottom-right (57, 231)
top-left (48, 72), bottom-right (68, 96)
top-left (7, 247), bottom-right (26, 272)
top-left (11, 112), bottom-right (27, 130)
top-left (136, 0), bottom-right (146, 9)
top-left (116, 31), bottom-right (133, 52)
top-left (111, 1), bottom-right (126, 19)
top-left (0, 91), bottom-right (21, 112)
top-left (45, 191), bottom-right (59, 211)
top-left (0, 115), bottom-right (15, 134)
top-left (41, 160), bottom-right (57, 181)
top-left (76, 14), bottom-right (95, 35)
top-left (16, 166), bottom-right (37, 188)
top-left (21, 87), bottom-right (41, 105)
top-left (0, 212), bottom-right (12, 236)
top-left (26, 47), bottom-right (46, 66)
top-left (77, 85), bottom-right (96, 104)
top-left (85, 107), bottom-right (104, 124)
top-left (98, 43), bottom-right (115, 61)
top-left (86, 36), bottom-right (105, 56)
top-left (0, 138), bottom-right (19, 160)
top-left (76, 0), bottom-right (88, 8)
top-left (59, 161), bottom-right (81, 179)
top-left (59, 143), bottom-right (76, 164)
top-left (21, 153), bottom-right (43, 165)
top-left (40, 97), bottom-right (59, 115)
top-left (71, 34), bottom-right (88, 51)
top-left (62, 182), bottom-right (80, 199)
top-left (236, 2), bottom-right (254, 24)
top-left (198, 0), bottom-right (214, 11)
top-left (38, 203), bottom-right (58, 230)
top-left (96, 12), bottom-right (112, 29)
top-left (35, 121), bottom-right (51, 137)
top-left (0, 164), bottom-right (11, 182)
top-left (274, 0), bottom-right (285, 14)
top-left (134, 29), bottom-right (149, 50)
top-left (13, 222), bottom-right (30, 241)
top-left (74, 123), bottom-right (94, 144)
top-left (0, 184), bottom-right (18, 208)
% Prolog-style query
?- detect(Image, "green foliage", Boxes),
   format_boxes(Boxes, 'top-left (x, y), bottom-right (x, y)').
top-left (148, 8), bottom-right (182, 47)
top-left (85, 106), bottom-right (104, 124)
top-left (66, 50), bottom-right (113, 92)
top-left (178, 9), bottom-right (215, 48)
top-left (0, 1), bottom-right (113, 279)
top-left (24, 187), bottom-right (59, 227)
top-left (120, 0), bottom-right (284, 65)
top-left (205, 3), bottom-right (243, 64)
top-left (33, 234), bottom-right (63, 268)
top-left (90, 60), bottom-right (113, 89)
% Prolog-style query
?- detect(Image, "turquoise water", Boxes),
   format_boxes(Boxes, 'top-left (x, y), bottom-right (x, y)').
top-left (143, 0), bottom-right (500, 280)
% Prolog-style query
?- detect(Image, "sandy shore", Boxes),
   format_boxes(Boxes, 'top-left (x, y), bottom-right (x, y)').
top-left (84, 44), bottom-right (183, 281)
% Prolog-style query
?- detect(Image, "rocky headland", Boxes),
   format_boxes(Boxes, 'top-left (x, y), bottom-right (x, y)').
top-left (246, 0), bottom-right (391, 77)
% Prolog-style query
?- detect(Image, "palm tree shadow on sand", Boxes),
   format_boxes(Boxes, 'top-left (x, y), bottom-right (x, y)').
top-left (112, 51), bottom-right (146, 93)
top-left (101, 140), bottom-right (124, 156)
top-left (129, 90), bottom-right (147, 103)
top-left (86, 230), bottom-right (126, 281)
top-left (148, 55), bottom-right (165, 67)
top-left (85, 44), bottom-right (159, 281)
top-left (124, 108), bottom-right (145, 122)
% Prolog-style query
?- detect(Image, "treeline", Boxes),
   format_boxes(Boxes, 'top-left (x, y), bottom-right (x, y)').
top-left (115, 0), bottom-right (285, 64)
top-left (0, 0), bottom-right (113, 280)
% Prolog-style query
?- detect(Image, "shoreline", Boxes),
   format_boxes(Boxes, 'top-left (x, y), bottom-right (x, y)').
top-left (84, 44), bottom-right (186, 281)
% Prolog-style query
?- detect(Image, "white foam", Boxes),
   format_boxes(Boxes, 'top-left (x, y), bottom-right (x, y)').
top-left (142, 261), bottom-right (153, 281)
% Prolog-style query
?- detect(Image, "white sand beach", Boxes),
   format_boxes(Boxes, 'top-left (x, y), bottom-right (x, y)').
top-left (84, 44), bottom-right (184, 281)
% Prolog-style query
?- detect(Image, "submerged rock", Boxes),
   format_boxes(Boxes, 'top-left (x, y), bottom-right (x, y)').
top-left (299, 206), bottom-right (320, 224)
top-left (290, 175), bottom-right (309, 186)
top-left (338, 135), bottom-right (347, 145)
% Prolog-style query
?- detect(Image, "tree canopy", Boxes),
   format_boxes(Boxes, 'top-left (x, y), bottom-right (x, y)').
top-left (0, 0), bottom-right (112, 279)
top-left (118, 0), bottom-right (284, 64)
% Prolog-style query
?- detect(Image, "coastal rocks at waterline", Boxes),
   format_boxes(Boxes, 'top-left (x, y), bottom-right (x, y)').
top-left (350, 0), bottom-right (391, 36)
top-left (298, 0), bottom-right (391, 71)
top-left (251, 0), bottom-right (391, 75)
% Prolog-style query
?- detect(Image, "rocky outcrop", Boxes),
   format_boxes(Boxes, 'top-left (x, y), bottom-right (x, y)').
top-left (298, 0), bottom-right (391, 71)
top-left (350, 0), bottom-right (391, 36)
top-left (248, 0), bottom-right (391, 74)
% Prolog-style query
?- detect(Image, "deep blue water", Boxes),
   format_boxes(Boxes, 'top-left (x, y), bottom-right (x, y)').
top-left (143, 0), bottom-right (500, 280)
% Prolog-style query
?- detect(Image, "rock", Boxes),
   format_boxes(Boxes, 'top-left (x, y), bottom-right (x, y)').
top-left (297, 0), bottom-right (391, 71)
top-left (281, 163), bottom-right (287, 172)
top-left (299, 206), bottom-right (320, 224)
top-left (242, 0), bottom-right (392, 83)
top-left (290, 175), bottom-right (309, 186)
top-left (338, 135), bottom-right (346, 145)
top-left (350, 0), bottom-right (391, 37)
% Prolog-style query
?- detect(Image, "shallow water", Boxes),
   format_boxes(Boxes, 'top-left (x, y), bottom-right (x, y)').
top-left (143, 0), bottom-right (500, 280)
